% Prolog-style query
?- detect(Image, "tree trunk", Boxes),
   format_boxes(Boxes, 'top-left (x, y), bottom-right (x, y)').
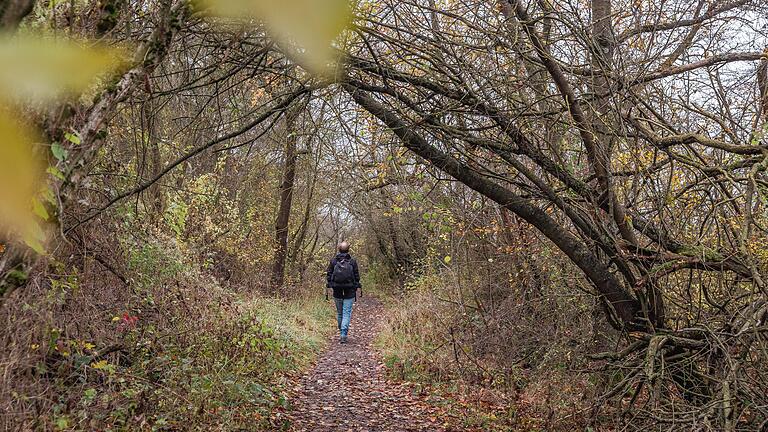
top-left (270, 106), bottom-right (300, 288)
top-left (758, 51), bottom-right (768, 124)
top-left (590, 0), bottom-right (665, 326)
top-left (140, 97), bottom-right (165, 220)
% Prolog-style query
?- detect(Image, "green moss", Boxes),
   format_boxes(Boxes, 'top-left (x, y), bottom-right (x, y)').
top-left (677, 245), bottom-right (723, 261)
top-left (649, 260), bottom-right (679, 275)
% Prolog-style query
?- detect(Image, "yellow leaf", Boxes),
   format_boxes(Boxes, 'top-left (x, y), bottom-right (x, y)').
top-left (0, 36), bottom-right (128, 103)
top-left (199, 0), bottom-right (351, 76)
top-left (91, 360), bottom-right (109, 369)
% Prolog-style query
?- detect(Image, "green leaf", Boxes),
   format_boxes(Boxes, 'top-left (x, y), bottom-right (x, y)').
top-left (54, 416), bottom-right (68, 430)
top-left (64, 132), bottom-right (81, 145)
top-left (22, 227), bottom-right (46, 254)
top-left (51, 143), bottom-right (68, 162)
top-left (41, 186), bottom-right (57, 205)
top-left (47, 166), bottom-right (65, 180)
top-left (20, 217), bottom-right (46, 254)
top-left (74, 355), bottom-right (94, 368)
top-left (84, 388), bottom-right (97, 400)
top-left (31, 197), bottom-right (49, 221)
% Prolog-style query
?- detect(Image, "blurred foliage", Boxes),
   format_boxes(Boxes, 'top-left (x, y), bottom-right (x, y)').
top-left (198, 0), bottom-right (351, 75)
top-left (0, 36), bottom-right (127, 103)
top-left (0, 36), bottom-right (126, 253)
top-left (0, 113), bottom-right (45, 252)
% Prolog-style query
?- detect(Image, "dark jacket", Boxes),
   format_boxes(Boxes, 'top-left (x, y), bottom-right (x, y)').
top-left (326, 253), bottom-right (361, 299)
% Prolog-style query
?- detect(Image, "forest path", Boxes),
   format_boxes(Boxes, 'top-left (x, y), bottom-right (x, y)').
top-left (285, 295), bottom-right (448, 431)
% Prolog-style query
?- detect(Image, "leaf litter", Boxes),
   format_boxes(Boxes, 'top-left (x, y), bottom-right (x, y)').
top-left (282, 296), bottom-right (457, 431)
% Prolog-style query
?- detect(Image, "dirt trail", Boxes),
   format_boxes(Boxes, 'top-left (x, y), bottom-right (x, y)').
top-left (286, 296), bottom-right (448, 431)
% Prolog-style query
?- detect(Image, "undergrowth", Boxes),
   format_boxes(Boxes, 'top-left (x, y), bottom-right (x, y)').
top-left (375, 287), bottom-right (520, 431)
top-left (0, 235), bottom-right (334, 431)
top-left (374, 266), bottom-right (595, 432)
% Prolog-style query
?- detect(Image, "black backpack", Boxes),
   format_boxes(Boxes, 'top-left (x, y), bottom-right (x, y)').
top-left (332, 257), bottom-right (354, 285)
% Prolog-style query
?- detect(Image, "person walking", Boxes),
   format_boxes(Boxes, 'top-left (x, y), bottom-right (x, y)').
top-left (326, 241), bottom-right (361, 344)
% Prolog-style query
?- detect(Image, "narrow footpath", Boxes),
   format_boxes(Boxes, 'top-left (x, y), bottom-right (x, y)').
top-left (286, 296), bottom-right (450, 431)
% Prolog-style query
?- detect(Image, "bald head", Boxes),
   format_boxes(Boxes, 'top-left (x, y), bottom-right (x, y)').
top-left (338, 241), bottom-right (350, 253)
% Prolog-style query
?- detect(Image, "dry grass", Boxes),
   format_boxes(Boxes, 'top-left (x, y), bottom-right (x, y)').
top-left (373, 265), bottom-right (600, 431)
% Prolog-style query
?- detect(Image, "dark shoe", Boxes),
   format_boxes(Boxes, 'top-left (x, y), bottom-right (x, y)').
top-left (340, 336), bottom-right (348, 344)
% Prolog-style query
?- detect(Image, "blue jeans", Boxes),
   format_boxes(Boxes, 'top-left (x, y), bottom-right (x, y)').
top-left (334, 297), bottom-right (354, 337)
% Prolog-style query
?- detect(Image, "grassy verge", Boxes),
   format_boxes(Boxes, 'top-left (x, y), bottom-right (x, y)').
top-left (40, 293), bottom-right (334, 431)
